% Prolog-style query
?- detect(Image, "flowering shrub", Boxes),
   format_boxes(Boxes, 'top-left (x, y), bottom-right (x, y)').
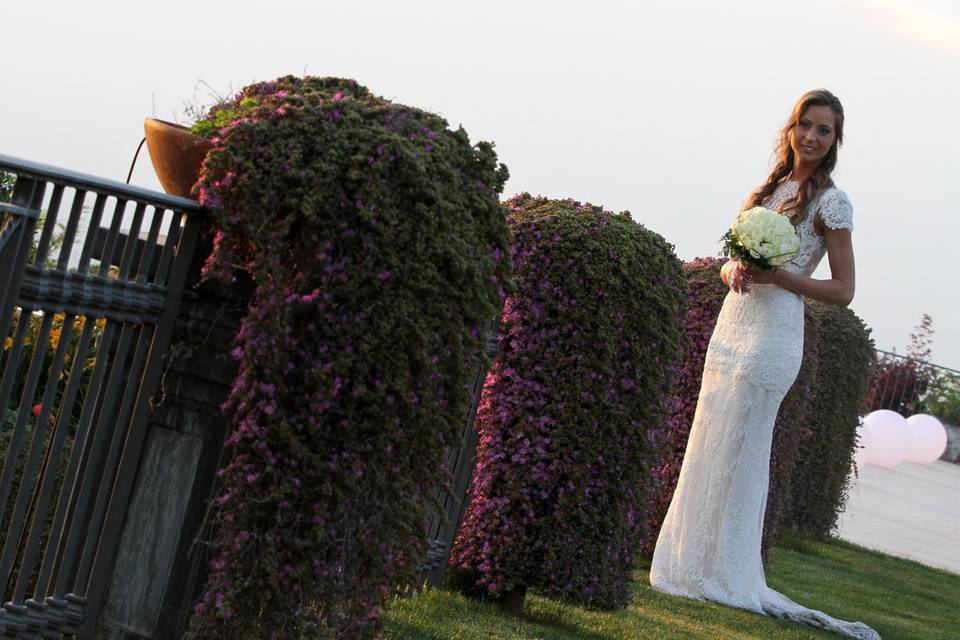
top-left (450, 194), bottom-right (684, 610)
top-left (865, 314), bottom-right (934, 416)
top-left (865, 355), bottom-right (932, 416)
top-left (783, 302), bottom-right (875, 537)
top-left (188, 76), bottom-right (512, 638)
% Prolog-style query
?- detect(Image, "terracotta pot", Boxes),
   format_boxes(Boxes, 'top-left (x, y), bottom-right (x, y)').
top-left (143, 118), bottom-right (213, 199)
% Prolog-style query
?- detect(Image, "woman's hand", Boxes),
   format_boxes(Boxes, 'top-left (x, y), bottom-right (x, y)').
top-left (721, 259), bottom-right (780, 294)
top-left (720, 259), bottom-right (745, 293)
top-left (740, 266), bottom-right (779, 288)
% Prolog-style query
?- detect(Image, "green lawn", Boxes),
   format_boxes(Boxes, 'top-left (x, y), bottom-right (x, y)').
top-left (384, 530), bottom-right (959, 639)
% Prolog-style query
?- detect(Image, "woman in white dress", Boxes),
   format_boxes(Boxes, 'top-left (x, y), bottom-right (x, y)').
top-left (649, 89), bottom-right (881, 639)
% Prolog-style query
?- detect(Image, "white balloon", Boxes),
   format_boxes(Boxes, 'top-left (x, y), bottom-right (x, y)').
top-left (905, 414), bottom-right (948, 464)
top-left (862, 410), bottom-right (911, 468)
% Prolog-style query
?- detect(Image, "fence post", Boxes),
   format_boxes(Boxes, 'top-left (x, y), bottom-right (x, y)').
top-left (90, 240), bottom-right (253, 640)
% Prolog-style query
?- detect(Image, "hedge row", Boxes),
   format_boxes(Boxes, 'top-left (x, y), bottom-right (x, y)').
top-left (449, 194), bottom-right (685, 609)
top-left (783, 301), bottom-right (875, 536)
top-left (184, 75), bottom-right (876, 631)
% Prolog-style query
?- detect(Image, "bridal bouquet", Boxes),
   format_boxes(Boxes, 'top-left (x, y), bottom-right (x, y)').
top-left (720, 206), bottom-right (799, 271)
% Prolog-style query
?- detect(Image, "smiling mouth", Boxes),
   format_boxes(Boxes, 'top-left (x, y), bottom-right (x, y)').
top-left (800, 145), bottom-right (817, 153)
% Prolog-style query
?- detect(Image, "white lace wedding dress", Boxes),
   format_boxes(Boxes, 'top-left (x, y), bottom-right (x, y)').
top-left (650, 181), bottom-right (881, 639)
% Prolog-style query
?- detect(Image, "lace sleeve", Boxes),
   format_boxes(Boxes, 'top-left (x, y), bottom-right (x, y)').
top-left (817, 188), bottom-right (854, 231)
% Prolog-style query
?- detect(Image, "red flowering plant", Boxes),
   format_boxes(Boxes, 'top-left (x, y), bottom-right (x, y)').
top-left (865, 315), bottom-right (935, 417)
top-left (187, 76), bottom-right (511, 638)
top-left (449, 194), bottom-right (685, 611)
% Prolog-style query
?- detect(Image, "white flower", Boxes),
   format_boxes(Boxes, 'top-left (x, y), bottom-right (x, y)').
top-left (730, 207), bottom-right (799, 267)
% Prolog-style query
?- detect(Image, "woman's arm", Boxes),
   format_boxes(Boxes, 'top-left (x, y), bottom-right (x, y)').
top-left (740, 226), bottom-right (856, 306)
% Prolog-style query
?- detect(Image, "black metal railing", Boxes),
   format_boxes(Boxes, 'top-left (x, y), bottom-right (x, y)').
top-left (0, 153), bottom-right (205, 638)
top-left (866, 348), bottom-right (960, 424)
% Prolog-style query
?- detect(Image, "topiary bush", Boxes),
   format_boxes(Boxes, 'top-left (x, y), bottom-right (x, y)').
top-left (188, 76), bottom-right (512, 639)
top-left (449, 193), bottom-right (685, 610)
top-left (783, 301), bottom-right (875, 537)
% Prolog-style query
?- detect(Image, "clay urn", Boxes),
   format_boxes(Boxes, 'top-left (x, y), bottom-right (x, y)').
top-left (143, 118), bottom-right (213, 199)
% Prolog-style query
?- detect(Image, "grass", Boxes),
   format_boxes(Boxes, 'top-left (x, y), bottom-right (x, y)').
top-left (384, 530), bottom-right (959, 639)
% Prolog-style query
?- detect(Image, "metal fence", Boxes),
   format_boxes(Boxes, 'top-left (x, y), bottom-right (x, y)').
top-left (416, 313), bottom-right (500, 590)
top-left (0, 153), bottom-right (205, 638)
top-left (866, 348), bottom-right (960, 425)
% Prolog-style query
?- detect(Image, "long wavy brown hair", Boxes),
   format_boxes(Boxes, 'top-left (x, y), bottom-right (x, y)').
top-left (747, 89), bottom-right (845, 223)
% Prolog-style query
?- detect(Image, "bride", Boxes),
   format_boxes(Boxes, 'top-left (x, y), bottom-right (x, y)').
top-left (649, 89), bottom-right (881, 640)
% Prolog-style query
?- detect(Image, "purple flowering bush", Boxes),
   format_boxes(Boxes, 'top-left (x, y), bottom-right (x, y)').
top-left (187, 76), bottom-right (511, 638)
top-left (449, 194), bottom-right (685, 610)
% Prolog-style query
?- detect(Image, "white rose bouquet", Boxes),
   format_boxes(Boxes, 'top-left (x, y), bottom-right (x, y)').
top-left (720, 206), bottom-right (800, 271)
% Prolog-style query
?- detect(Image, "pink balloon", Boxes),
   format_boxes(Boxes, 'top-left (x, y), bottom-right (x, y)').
top-left (863, 410), bottom-right (910, 468)
top-left (905, 414), bottom-right (947, 464)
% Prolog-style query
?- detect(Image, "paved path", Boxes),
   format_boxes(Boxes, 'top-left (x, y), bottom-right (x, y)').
top-left (836, 459), bottom-right (960, 575)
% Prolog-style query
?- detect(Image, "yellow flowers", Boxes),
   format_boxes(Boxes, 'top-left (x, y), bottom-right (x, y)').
top-left (3, 311), bottom-right (105, 359)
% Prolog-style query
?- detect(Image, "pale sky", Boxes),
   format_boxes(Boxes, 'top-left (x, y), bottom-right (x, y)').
top-left (3, 0), bottom-right (958, 367)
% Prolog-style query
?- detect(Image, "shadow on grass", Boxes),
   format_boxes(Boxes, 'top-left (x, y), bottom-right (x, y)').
top-left (387, 533), bottom-right (960, 639)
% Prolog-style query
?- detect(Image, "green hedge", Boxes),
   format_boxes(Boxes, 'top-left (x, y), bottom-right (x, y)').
top-left (187, 76), bottom-right (513, 639)
top-left (762, 304), bottom-right (818, 559)
top-left (450, 194), bottom-right (685, 609)
top-left (783, 301), bottom-right (875, 536)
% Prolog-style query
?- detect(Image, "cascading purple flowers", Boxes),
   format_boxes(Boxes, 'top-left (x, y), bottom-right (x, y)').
top-left (187, 76), bottom-right (511, 639)
top-left (450, 194), bottom-right (685, 610)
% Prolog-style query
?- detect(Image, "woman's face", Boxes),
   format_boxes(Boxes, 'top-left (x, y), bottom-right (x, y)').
top-left (790, 104), bottom-right (838, 166)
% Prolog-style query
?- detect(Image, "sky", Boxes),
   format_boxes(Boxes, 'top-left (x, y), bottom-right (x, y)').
top-left (2, 0), bottom-right (959, 367)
